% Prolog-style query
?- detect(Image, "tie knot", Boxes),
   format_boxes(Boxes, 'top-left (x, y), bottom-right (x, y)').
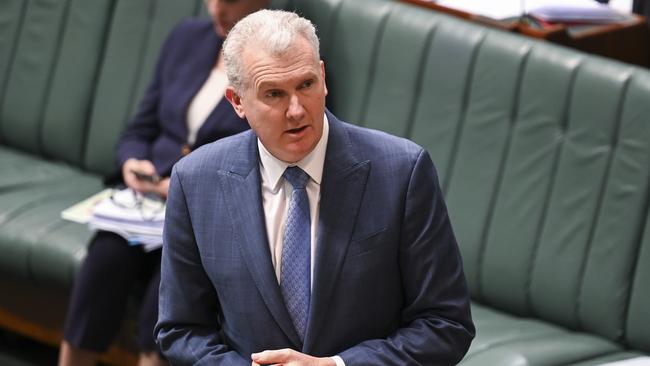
top-left (283, 166), bottom-right (310, 190)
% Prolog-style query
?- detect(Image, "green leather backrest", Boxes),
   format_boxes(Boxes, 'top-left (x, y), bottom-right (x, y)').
top-left (527, 59), bottom-right (644, 338)
top-left (40, 0), bottom-right (114, 165)
top-left (628, 180), bottom-right (650, 351)
top-left (322, 0), bottom-right (393, 124)
top-left (442, 30), bottom-right (531, 297)
top-left (478, 47), bottom-right (650, 347)
top-left (362, 2), bottom-right (438, 137)
top-left (587, 71), bottom-right (650, 350)
top-left (409, 20), bottom-right (486, 183)
top-left (82, 0), bottom-right (203, 175)
top-left (291, 0), bottom-right (341, 62)
top-left (0, 0), bottom-right (111, 160)
top-left (270, 0), bottom-right (295, 11)
top-left (479, 44), bottom-right (581, 314)
top-left (1, 0), bottom-right (68, 153)
top-left (293, 0), bottom-right (650, 350)
top-left (0, 0), bottom-right (26, 138)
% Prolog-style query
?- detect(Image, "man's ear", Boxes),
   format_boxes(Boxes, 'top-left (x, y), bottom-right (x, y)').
top-left (225, 86), bottom-right (246, 119)
top-left (320, 60), bottom-right (328, 97)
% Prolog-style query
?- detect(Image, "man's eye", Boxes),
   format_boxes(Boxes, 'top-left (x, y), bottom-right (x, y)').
top-left (265, 90), bottom-right (283, 98)
top-left (300, 80), bottom-right (314, 89)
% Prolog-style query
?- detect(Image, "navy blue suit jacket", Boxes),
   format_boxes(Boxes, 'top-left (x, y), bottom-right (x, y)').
top-left (116, 18), bottom-right (248, 177)
top-left (156, 112), bottom-right (474, 365)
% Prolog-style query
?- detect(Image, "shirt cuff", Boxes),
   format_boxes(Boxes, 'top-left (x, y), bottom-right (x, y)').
top-left (331, 355), bottom-right (346, 366)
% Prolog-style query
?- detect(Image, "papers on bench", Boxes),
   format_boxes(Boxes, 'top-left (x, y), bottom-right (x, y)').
top-left (434, 0), bottom-right (630, 23)
top-left (598, 357), bottom-right (650, 365)
top-left (529, 1), bottom-right (629, 24)
top-left (61, 188), bottom-right (165, 252)
top-left (435, 0), bottom-right (527, 20)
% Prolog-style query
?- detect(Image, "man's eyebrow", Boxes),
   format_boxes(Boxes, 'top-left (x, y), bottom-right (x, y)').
top-left (257, 81), bottom-right (281, 91)
top-left (257, 79), bottom-right (308, 91)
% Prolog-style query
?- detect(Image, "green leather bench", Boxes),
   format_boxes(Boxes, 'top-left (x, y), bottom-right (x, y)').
top-left (1, 0), bottom-right (649, 365)
top-left (0, 0), bottom-right (210, 364)
top-left (291, 0), bottom-right (650, 364)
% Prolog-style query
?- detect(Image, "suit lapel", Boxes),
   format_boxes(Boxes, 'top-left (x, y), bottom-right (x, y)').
top-left (303, 115), bottom-right (370, 353)
top-left (220, 133), bottom-right (302, 348)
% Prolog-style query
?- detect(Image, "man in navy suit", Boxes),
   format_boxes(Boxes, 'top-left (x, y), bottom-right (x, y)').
top-left (156, 9), bottom-right (474, 366)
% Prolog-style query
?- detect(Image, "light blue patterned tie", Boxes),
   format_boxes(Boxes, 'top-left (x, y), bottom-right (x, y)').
top-left (281, 166), bottom-right (311, 342)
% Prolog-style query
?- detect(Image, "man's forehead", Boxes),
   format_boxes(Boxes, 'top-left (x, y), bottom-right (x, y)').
top-left (242, 44), bottom-right (319, 88)
top-left (254, 63), bottom-right (319, 85)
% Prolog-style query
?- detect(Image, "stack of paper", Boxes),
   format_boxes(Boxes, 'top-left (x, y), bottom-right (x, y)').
top-left (89, 188), bottom-right (165, 252)
top-left (434, 0), bottom-right (630, 23)
top-left (597, 357), bottom-right (650, 365)
top-left (529, 1), bottom-right (628, 24)
top-left (61, 189), bottom-right (114, 224)
top-left (435, 0), bottom-right (526, 20)
top-left (62, 188), bottom-right (165, 252)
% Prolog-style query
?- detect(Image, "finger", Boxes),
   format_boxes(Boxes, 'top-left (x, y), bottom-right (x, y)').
top-left (154, 178), bottom-right (171, 197)
top-left (252, 349), bottom-right (293, 364)
top-left (126, 178), bottom-right (155, 193)
top-left (136, 160), bottom-right (157, 175)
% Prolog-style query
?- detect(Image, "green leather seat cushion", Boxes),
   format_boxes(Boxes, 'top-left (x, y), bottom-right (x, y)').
top-left (567, 352), bottom-right (648, 366)
top-left (0, 147), bottom-right (102, 287)
top-left (0, 147), bottom-right (88, 189)
top-left (460, 303), bottom-right (622, 366)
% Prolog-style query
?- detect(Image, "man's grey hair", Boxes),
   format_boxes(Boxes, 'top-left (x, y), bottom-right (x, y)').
top-left (223, 9), bottom-right (320, 93)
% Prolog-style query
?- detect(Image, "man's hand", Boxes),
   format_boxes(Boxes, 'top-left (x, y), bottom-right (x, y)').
top-left (122, 158), bottom-right (170, 197)
top-left (251, 349), bottom-right (336, 366)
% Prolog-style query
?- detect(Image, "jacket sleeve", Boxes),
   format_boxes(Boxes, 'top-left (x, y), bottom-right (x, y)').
top-left (155, 167), bottom-right (249, 366)
top-left (338, 149), bottom-right (475, 366)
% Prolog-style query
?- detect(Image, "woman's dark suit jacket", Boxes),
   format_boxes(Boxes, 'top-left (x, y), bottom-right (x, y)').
top-left (116, 18), bottom-right (248, 177)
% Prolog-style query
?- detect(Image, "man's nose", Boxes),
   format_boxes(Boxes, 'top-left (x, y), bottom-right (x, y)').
top-left (286, 95), bottom-right (305, 120)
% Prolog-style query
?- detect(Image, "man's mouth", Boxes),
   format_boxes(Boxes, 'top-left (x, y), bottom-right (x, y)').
top-left (286, 126), bottom-right (308, 134)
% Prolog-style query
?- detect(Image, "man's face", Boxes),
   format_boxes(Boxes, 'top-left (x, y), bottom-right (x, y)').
top-left (205, 0), bottom-right (268, 37)
top-left (226, 37), bottom-right (328, 163)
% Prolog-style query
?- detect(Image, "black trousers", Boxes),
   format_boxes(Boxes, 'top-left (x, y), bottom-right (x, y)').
top-left (63, 231), bottom-right (161, 352)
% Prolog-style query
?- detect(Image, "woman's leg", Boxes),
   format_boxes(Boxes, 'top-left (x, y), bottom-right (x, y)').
top-left (136, 251), bottom-right (167, 366)
top-left (59, 231), bottom-right (146, 366)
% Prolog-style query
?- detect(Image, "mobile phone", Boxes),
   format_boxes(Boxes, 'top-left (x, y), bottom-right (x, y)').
top-left (130, 169), bottom-right (161, 184)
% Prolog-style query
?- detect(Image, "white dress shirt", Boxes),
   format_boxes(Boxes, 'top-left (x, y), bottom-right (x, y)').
top-left (258, 115), bottom-right (329, 284)
top-left (257, 116), bottom-right (346, 366)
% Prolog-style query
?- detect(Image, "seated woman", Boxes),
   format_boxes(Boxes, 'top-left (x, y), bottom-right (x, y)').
top-left (58, 1), bottom-right (269, 365)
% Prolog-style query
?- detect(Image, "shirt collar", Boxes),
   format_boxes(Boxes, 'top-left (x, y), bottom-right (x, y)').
top-left (258, 114), bottom-right (329, 192)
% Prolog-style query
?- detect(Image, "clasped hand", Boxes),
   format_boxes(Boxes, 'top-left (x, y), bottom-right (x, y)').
top-left (251, 349), bottom-right (336, 366)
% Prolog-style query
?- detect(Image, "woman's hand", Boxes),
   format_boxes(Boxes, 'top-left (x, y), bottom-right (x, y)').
top-left (122, 159), bottom-right (169, 197)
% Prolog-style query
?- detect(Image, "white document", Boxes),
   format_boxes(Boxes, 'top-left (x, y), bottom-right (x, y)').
top-left (598, 357), bottom-right (650, 366)
top-left (609, 0), bottom-right (633, 12)
top-left (529, 1), bottom-right (628, 23)
top-left (89, 188), bottom-right (166, 251)
top-left (434, 0), bottom-right (628, 21)
top-left (436, 0), bottom-right (527, 19)
top-left (63, 187), bottom-right (166, 251)
top-left (61, 189), bottom-right (114, 224)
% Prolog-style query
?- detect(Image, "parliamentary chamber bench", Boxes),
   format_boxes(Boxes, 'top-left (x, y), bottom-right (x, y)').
top-left (1, 0), bottom-right (649, 365)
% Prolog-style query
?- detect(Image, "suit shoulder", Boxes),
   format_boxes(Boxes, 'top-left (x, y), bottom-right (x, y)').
top-left (343, 122), bottom-right (424, 160)
top-left (174, 131), bottom-right (253, 173)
